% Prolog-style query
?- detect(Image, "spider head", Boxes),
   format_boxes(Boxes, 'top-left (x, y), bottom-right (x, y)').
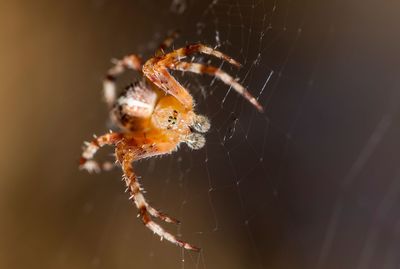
top-left (152, 107), bottom-right (182, 130)
top-left (151, 96), bottom-right (210, 150)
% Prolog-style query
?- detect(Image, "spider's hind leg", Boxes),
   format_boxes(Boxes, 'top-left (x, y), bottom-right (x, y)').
top-left (116, 140), bottom-right (200, 251)
top-left (103, 54), bottom-right (142, 108)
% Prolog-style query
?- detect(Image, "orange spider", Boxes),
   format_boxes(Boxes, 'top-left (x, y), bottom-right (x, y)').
top-left (79, 34), bottom-right (263, 251)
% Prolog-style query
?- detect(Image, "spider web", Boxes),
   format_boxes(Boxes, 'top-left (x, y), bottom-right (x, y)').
top-left (1, 1), bottom-right (399, 269)
top-left (79, 0), bottom-right (400, 268)
top-left (164, 1), bottom-right (309, 267)
top-left (139, 0), bottom-right (315, 267)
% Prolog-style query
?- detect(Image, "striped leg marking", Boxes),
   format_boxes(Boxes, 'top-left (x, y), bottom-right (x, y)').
top-left (143, 61), bottom-right (195, 109)
top-left (119, 150), bottom-right (200, 251)
top-left (79, 132), bottom-right (123, 173)
top-left (163, 44), bottom-right (242, 67)
top-left (167, 61), bottom-right (263, 112)
top-left (155, 30), bottom-right (180, 56)
top-left (143, 43), bottom-right (263, 112)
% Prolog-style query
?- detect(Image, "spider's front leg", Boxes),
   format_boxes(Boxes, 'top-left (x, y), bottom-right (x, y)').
top-left (166, 61), bottom-right (264, 111)
top-left (116, 140), bottom-right (200, 251)
top-left (143, 44), bottom-right (264, 112)
top-left (165, 43), bottom-right (242, 67)
top-left (79, 132), bottom-right (123, 173)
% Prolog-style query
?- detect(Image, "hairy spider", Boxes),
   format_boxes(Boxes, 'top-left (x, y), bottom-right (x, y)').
top-left (79, 33), bottom-right (263, 251)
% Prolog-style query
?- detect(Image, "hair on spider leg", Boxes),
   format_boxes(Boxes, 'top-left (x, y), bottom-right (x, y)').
top-left (156, 30), bottom-right (181, 56)
top-left (191, 114), bottom-right (210, 133)
top-left (184, 133), bottom-right (206, 150)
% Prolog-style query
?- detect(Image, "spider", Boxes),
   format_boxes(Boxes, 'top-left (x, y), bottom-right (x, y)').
top-left (79, 33), bottom-right (263, 251)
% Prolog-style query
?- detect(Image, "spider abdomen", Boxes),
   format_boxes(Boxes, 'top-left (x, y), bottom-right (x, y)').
top-left (112, 83), bottom-right (157, 130)
top-left (121, 83), bottom-right (156, 113)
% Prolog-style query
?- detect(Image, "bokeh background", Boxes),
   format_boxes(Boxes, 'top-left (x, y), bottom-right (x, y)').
top-left (1, 0), bottom-right (400, 268)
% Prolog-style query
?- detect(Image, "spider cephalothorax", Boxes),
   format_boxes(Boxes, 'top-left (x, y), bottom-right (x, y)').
top-left (79, 33), bottom-right (263, 251)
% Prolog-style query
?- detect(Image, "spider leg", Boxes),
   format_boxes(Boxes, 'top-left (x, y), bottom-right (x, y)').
top-left (80, 133), bottom-right (180, 224)
top-left (146, 205), bottom-right (181, 224)
top-left (143, 61), bottom-right (195, 109)
top-left (143, 44), bottom-right (262, 111)
top-left (155, 30), bottom-right (180, 56)
top-left (79, 132), bottom-right (123, 173)
top-left (162, 44), bottom-right (241, 67)
top-left (103, 54), bottom-right (142, 108)
top-left (116, 140), bottom-right (200, 251)
top-left (166, 61), bottom-right (264, 112)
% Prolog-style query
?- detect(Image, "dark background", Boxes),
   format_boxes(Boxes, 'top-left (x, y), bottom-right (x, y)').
top-left (1, 0), bottom-right (400, 268)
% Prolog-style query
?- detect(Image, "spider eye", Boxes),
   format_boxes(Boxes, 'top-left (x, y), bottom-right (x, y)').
top-left (168, 114), bottom-right (178, 125)
top-left (152, 107), bottom-right (181, 130)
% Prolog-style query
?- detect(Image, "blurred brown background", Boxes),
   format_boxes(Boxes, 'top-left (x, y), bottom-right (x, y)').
top-left (1, 0), bottom-right (400, 268)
